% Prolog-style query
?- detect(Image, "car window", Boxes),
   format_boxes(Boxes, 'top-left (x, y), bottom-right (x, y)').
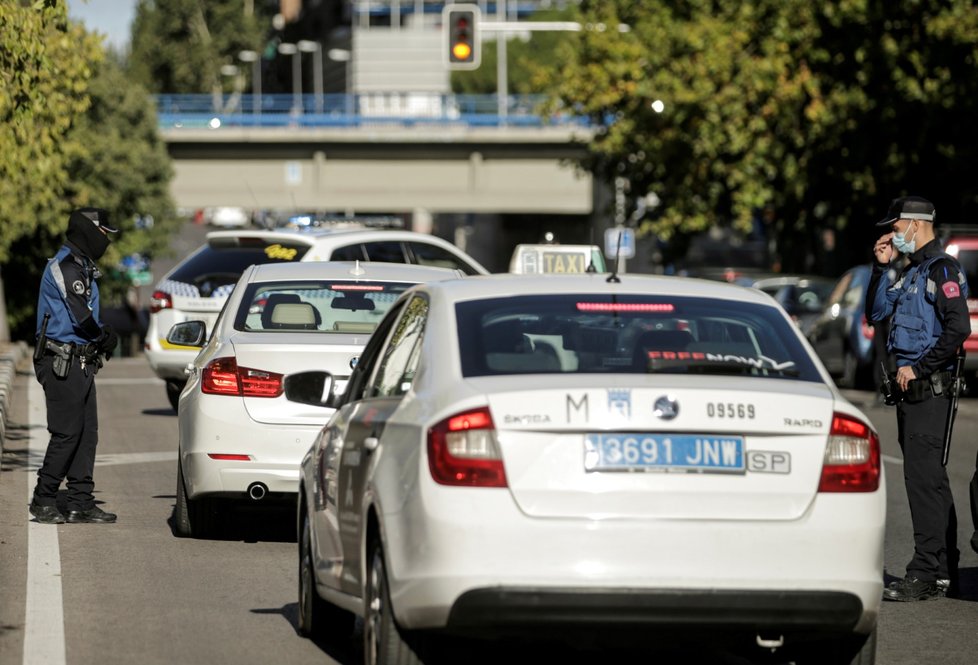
top-left (329, 244), bottom-right (367, 261)
top-left (233, 280), bottom-right (412, 333)
top-left (168, 241), bottom-right (310, 295)
top-left (366, 296), bottom-right (428, 398)
top-left (842, 281), bottom-right (864, 309)
top-left (456, 294), bottom-right (821, 382)
top-left (407, 241), bottom-right (479, 275)
top-left (825, 272), bottom-right (854, 307)
top-left (363, 241), bottom-right (407, 263)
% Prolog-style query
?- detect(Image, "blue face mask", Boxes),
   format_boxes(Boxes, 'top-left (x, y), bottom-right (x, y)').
top-left (892, 223), bottom-right (918, 254)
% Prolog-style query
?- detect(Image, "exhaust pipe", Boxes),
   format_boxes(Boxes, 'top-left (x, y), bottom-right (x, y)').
top-left (247, 482), bottom-right (268, 501)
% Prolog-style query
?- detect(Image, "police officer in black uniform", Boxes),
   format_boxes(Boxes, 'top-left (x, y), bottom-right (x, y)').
top-left (866, 196), bottom-right (970, 601)
top-left (28, 208), bottom-right (120, 525)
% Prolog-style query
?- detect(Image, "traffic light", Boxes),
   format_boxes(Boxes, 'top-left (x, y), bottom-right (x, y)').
top-left (444, 4), bottom-right (481, 70)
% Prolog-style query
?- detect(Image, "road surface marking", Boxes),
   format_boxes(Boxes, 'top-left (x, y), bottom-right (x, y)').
top-left (24, 372), bottom-right (66, 665)
top-left (96, 378), bottom-right (164, 385)
top-left (95, 451), bottom-right (177, 467)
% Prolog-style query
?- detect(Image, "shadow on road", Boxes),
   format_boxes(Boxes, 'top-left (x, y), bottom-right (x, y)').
top-left (141, 408), bottom-right (176, 417)
top-left (166, 501), bottom-right (296, 543)
top-left (251, 603), bottom-right (361, 665)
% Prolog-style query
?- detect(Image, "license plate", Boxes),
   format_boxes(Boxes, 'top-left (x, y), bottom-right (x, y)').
top-left (584, 433), bottom-right (745, 474)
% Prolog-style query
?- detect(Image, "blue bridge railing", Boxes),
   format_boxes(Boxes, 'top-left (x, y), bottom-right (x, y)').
top-left (156, 93), bottom-right (589, 129)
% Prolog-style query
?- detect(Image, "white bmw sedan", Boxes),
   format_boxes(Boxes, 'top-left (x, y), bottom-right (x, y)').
top-left (293, 273), bottom-right (884, 665)
top-left (167, 261), bottom-right (463, 538)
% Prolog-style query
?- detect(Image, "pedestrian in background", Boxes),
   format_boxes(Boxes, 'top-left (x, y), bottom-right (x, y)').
top-left (866, 196), bottom-right (969, 601)
top-left (28, 208), bottom-right (120, 525)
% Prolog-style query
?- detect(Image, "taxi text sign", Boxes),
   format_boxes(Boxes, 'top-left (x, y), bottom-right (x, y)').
top-left (604, 228), bottom-right (635, 260)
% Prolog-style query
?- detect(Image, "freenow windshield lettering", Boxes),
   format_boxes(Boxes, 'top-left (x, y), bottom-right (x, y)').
top-left (646, 350), bottom-right (796, 371)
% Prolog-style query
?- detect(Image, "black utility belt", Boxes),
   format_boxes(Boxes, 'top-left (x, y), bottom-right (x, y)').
top-left (44, 341), bottom-right (100, 361)
top-left (881, 369), bottom-right (957, 404)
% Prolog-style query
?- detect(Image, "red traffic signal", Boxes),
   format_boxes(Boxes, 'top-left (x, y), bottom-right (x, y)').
top-left (444, 5), bottom-right (481, 70)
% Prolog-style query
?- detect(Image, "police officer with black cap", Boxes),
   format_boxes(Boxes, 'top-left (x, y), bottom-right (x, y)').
top-left (866, 196), bottom-right (970, 601)
top-left (28, 207), bottom-right (120, 525)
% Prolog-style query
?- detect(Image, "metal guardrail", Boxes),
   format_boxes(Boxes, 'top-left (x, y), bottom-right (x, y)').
top-left (156, 93), bottom-right (589, 129)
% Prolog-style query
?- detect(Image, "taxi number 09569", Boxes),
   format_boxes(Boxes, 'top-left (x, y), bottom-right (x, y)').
top-left (706, 402), bottom-right (755, 419)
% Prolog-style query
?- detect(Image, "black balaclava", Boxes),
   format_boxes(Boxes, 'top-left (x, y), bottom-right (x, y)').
top-left (66, 207), bottom-right (111, 260)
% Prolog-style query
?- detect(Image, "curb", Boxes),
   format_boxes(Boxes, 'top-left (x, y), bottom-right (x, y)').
top-left (0, 341), bottom-right (29, 453)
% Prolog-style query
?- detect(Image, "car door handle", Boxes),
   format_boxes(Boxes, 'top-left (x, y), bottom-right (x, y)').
top-left (364, 436), bottom-right (379, 452)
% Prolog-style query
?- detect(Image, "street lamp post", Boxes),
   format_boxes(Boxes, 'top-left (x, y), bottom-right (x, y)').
top-left (328, 48), bottom-right (352, 119)
top-left (297, 40), bottom-right (323, 114)
top-left (238, 49), bottom-right (261, 116)
top-left (277, 42), bottom-right (302, 113)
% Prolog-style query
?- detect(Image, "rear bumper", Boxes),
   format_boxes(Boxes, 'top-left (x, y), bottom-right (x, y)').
top-left (145, 346), bottom-right (197, 381)
top-left (447, 587), bottom-right (863, 633)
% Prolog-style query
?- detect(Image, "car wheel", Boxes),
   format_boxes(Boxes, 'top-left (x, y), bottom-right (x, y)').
top-left (175, 460), bottom-right (217, 538)
top-left (840, 350), bottom-right (858, 389)
top-left (298, 510), bottom-right (353, 640)
top-left (166, 380), bottom-right (185, 412)
top-left (364, 541), bottom-right (424, 665)
top-left (174, 461), bottom-right (192, 537)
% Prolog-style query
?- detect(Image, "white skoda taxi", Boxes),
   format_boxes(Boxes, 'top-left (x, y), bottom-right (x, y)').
top-left (292, 274), bottom-right (884, 665)
top-left (167, 261), bottom-right (463, 538)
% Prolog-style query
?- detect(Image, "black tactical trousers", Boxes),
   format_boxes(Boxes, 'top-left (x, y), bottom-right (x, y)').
top-left (896, 393), bottom-right (958, 582)
top-left (32, 354), bottom-right (99, 511)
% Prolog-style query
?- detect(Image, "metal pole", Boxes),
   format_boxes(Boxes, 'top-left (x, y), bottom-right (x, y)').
top-left (497, 0), bottom-right (507, 122)
top-left (314, 48), bottom-right (323, 113)
top-left (253, 59), bottom-right (261, 115)
top-left (292, 53), bottom-right (302, 113)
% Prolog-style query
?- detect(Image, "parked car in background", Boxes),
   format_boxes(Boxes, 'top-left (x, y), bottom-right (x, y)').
top-left (293, 273), bottom-right (882, 665)
top-left (167, 261), bottom-right (463, 538)
top-left (751, 275), bottom-right (835, 335)
top-left (807, 265), bottom-right (888, 389)
top-left (942, 227), bottom-right (978, 375)
top-left (146, 227), bottom-right (488, 411)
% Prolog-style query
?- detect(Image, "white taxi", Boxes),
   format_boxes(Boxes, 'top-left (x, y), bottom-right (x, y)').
top-left (167, 261), bottom-right (463, 538)
top-left (292, 274), bottom-right (884, 665)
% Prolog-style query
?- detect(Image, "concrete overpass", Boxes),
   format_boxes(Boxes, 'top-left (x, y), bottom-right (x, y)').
top-left (160, 103), bottom-right (595, 217)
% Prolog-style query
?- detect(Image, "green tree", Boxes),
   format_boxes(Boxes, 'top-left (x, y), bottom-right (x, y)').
top-left (543, 1), bottom-right (978, 272)
top-left (4, 54), bottom-right (180, 340)
top-left (128, 0), bottom-right (270, 95)
top-left (0, 1), bottom-right (102, 340)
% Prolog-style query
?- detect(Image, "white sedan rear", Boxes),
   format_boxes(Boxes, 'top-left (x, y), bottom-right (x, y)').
top-left (294, 273), bottom-right (884, 665)
top-left (169, 261), bottom-right (463, 538)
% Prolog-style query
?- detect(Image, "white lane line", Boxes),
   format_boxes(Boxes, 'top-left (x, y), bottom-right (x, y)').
top-left (24, 372), bottom-right (66, 665)
top-left (96, 378), bottom-right (164, 385)
top-left (883, 454), bottom-right (904, 465)
top-left (95, 451), bottom-right (177, 467)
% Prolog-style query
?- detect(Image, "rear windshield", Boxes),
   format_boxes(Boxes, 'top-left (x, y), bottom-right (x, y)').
top-left (456, 294), bottom-right (821, 381)
top-left (233, 280), bottom-right (411, 334)
top-left (168, 240), bottom-right (311, 294)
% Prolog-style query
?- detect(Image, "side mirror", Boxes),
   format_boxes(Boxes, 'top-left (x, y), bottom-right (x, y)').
top-left (166, 320), bottom-right (207, 347)
top-left (284, 371), bottom-right (336, 408)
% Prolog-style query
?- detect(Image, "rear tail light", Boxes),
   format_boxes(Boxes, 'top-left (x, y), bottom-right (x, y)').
top-left (860, 314), bottom-right (874, 341)
top-left (149, 290), bottom-right (172, 314)
top-left (427, 407), bottom-right (507, 487)
top-left (201, 357), bottom-right (283, 398)
top-left (818, 413), bottom-right (880, 492)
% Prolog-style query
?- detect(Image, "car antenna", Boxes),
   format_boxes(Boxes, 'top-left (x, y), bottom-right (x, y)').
top-left (350, 259), bottom-right (366, 276)
top-left (586, 229), bottom-right (597, 273)
top-left (606, 230), bottom-right (622, 283)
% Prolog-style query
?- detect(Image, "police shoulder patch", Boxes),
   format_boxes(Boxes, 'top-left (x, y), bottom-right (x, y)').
top-left (942, 281), bottom-right (961, 299)
top-left (71, 280), bottom-right (85, 295)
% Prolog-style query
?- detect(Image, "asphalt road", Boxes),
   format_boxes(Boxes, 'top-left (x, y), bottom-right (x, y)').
top-left (1, 221), bottom-right (977, 664)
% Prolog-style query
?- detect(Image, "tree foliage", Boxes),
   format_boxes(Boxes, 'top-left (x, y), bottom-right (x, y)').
top-left (543, 1), bottom-right (978, 272)
top-left (128, 0), bottom-right (270, 94)
top-left (0, 0), bottom-right (102, 264)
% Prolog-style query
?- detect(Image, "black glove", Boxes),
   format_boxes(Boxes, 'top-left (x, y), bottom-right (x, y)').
top-left (97, 324), bottom-right (119, 355)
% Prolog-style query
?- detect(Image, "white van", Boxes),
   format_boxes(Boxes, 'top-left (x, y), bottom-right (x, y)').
top-left (508, 244), bottom-right (607, 274)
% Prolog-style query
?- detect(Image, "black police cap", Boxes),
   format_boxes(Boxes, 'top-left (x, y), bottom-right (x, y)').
top-left (876, 196), bottom-right (936, 226)
top-left (69, 207), bottom-right (118, 233)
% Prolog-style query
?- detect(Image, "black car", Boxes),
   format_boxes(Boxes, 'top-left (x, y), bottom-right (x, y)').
top-left (807, 265), bottom-right (893, 389)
